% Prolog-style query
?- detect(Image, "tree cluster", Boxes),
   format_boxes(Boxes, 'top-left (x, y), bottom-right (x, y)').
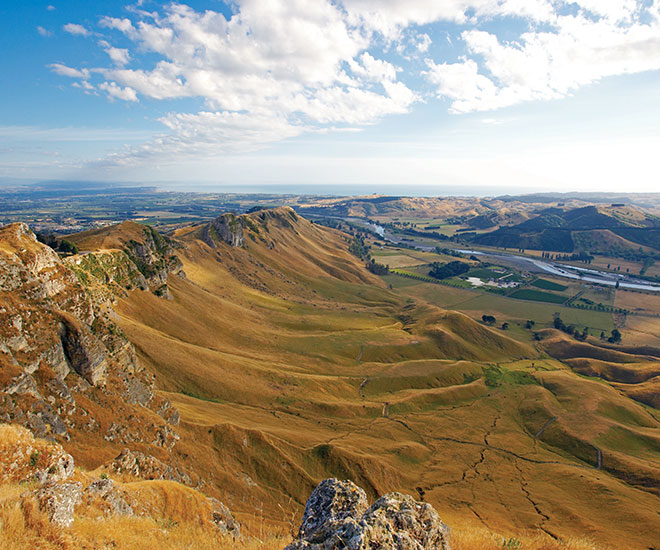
top-left (428, 260), bottom-right (470, 280)
top-left (553, 315), bottom-right (589, 341)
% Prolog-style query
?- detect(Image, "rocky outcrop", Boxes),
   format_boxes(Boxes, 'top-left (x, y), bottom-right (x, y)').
top-left (84, 478), bottom-right (133, 516)
top-left (59, 315), bottom-right (108, 385)
top-left (122, 225), bottom-right (185, 293)
top-left (0, 424), bottom-right (75, 484)
top-left (0, 223), bottom-right (181, 464)
top-left (33, 481), bottom-right (83, 527)
top-left (64, 221), bottom-right (185, 298)
top-left (285, 479), bottom-right (451, 550)
top-left (109, 448), bottom-right (192, 485)
top-left (205, 214), bottom-right (245, 248)
top-left (209, 497), bottom-right (241, 537)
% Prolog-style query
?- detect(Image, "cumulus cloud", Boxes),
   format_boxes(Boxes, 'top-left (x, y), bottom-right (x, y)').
top-left (37, 26), bottom-right (52, 37)
top-left (342, 0), bottom-right (556, 38)
top-left (416, 33), bottom-right (432, 53)
top-left (424, 5), bottom-right (660, 113)
top-left (49, 0), bottom-right (660, 164)
top-left (62, 0), bottom-right (418, 162)
top-left (63, 23), bottom-right (90, 36)
top-left (98, 81), bottom-right (138, 102)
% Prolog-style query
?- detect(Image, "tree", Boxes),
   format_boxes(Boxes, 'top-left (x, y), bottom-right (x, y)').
top-left (608, 329), bottom-right (622, 344)
top-left (482, 314), bottom-right (496, 325)
top-left (525, 320), bottom-right (535, 329)
top-left (501, 322), bottom-right (509, 330)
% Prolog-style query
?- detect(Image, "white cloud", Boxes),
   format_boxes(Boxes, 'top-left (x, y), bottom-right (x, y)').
top-left (425, 7), bottom-right (660, 113)
top-left (342, 0), bottom-right (556, 38)
top-left (99, 16), bottom-right (136, 36)
top-left (571, 0), bottom-right (638, 22)
top-left (63, 23), bottom-right (90, 37)
top-left (416, 33), bottom-right (432, 53)
top-left (49, 63), bottom-right (90, 79)
top-left (37, 26), bottom-right (52, 37)
top-left (99, 41), bottom-right (131, 66)
top-left (98, 81), bottom-right (138, 102)
top-left (47, 5), bottom-right (56, 11)
top-left (60, 1), bottom-right (416, 162)
top-left (46, 0), bottom-right (660, 168)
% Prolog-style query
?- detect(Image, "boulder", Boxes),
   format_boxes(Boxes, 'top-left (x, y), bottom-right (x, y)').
top-left (285, 479), bottom-right (451, 550)
top-left (296, 478), bottom-right (368, 545)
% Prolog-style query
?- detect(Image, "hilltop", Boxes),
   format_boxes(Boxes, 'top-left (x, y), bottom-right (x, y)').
top-left (2, 209), bottom-right (660, 548)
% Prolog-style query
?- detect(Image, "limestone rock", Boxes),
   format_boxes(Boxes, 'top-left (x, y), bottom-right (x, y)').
top-left (297, 478), bottom-right (368, 544)
top-left (4, 372), bottom-right (42, 399)
top-left (59, 316), bottom-right (108, 386)
top-left (84, 478), bottom-right (133, 516)
top-left (209, 497), bottom-right (241, 537)
top-left (33, 481), bottom-right (82, 527)
top-left (110, 448), bottom-right (192, 485)
top-left (361, 493), bottom-right (450, 550)
top-left (207, 214), bottom-right (245, 248)
top-left (0, 424), bottom-right (74, 484)
top-left (285, 479), bottom-right (451, 550)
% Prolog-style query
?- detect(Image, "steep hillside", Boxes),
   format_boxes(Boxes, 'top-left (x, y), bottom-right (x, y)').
top-left (67, 221), bottom-right (185, 296)
top-left (0, 223), bottom-right (185, 472)
top-left (112, 211), bottom-right (660, 548)
top-left (3, 213), bottom-right (660, 549)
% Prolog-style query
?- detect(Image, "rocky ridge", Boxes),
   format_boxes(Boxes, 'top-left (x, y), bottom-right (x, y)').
top-left (65, 220), bottom-right (186, 298)
top-left (0, 222), bottom-right (183, 475)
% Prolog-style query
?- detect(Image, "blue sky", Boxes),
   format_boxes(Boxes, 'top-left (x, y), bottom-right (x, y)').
top-left (2, 0), bottom-right (660, 194)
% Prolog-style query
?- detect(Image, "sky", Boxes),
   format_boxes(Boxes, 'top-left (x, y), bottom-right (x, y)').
top-left (2, 0), bottom-right (660, 194)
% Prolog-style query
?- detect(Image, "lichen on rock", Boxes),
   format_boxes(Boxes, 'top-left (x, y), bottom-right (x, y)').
top-left (285, 478), bottom-right (451, 550)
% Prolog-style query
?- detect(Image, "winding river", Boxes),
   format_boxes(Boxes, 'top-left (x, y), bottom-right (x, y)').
top-left (344, 217), bottom-right (660, 293)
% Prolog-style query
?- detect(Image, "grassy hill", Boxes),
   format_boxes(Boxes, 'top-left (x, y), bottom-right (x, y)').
top-left (470, 205), bottom-right (660, 253)
top-left (3, 211), bottom-right (660, 548)
top-left (108, 211), bottom-right (660, 548)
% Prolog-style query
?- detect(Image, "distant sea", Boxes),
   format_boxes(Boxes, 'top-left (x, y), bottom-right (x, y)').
top-left (0, 178), bottom-right (553, 198)
top-left (156, 182), bottom-right (544, 197)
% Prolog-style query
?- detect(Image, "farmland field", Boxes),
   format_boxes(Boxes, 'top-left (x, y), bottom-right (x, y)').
top-left (531, 278), bottom-right (568, 292)
top-left (509, 288), bottom-right (568, 303)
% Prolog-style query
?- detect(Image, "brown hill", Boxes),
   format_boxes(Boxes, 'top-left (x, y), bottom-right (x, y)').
top-left (3, 214), bottom-right (660, 549)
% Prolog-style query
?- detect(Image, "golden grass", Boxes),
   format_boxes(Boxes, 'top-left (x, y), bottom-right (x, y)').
top-left (0, 425), bottom-right (68, 484)
top-left (0, 482), bottom-right (285, 550)
top-left (451, 527), bottom-right (609, 550)
top-left (8, 212), bottom-right (660, 548)
top-left (1, 483), bottom-right (608, 550)
top-left (106, 216), bottom-right (660, 549)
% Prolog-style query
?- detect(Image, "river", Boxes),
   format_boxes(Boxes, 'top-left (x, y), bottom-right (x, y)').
top-left (343, 217), bottom-right (660, 293)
